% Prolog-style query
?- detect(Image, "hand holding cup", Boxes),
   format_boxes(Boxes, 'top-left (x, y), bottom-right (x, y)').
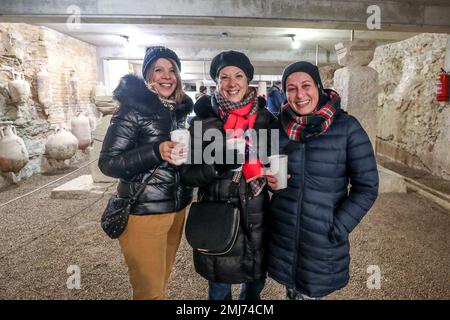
top-left (169, 129), bottom-right (190, 165)
top-left (159, 141), bottom-right (181, 165)
top-left (266, 155), bottom-right (289, 190)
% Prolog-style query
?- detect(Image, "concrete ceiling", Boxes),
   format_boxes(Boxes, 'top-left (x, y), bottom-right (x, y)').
top-left (39, 23), bottom-right (418, 53)
top-left (35, 22), bottom-right (419, 82)
top-left (2, 0), bottom-right (445, 81)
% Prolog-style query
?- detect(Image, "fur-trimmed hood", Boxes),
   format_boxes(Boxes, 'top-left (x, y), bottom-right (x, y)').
top-left (113, 74), bottom-right (193, 117)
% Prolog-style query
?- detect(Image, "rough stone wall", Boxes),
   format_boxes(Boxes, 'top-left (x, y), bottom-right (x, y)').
top-left (319, 63), bottom-right (340, 89)
top-left (369, 33), bottom-right (450, 179)
top-left (0, 23), bottom-right (98, 189)
top-left (334, 66), bottom-right (378, 147)
top-left (42, 27), bottom-right (97, 124)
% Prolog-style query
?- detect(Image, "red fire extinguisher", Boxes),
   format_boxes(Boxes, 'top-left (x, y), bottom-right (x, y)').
top-left (436, 68), bottom-right (449, 102)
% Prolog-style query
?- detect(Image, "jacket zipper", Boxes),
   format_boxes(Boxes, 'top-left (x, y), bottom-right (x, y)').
top-left (292, 142), bottom-right (305, 286)
top-left (170, 110), bottom-right (179, 211)
top-left (174, 170), bottom-right (179, 210)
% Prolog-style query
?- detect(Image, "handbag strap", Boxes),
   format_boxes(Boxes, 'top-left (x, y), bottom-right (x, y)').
top-left (129, 165), bottom-right (160, 204)
top-left (228, 169), bottom-right (253, 241)
top-left (227, 170), bottom-right (242, 202)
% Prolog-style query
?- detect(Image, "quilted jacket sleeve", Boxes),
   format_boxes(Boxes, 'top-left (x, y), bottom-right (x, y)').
top-left (98, 108), bottom-right (162, 180)
top-left (330, 115), bottom-right (379, 242)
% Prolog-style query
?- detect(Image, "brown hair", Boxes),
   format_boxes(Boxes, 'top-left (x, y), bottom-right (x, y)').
top-left (146, 58), bottom-right (187, 104)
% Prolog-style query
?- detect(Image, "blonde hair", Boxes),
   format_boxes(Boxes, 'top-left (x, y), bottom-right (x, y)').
top-left (146, 58), bottom-right (187, 104)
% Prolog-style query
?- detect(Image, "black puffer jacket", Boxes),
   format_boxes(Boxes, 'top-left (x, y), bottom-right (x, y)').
top-left (98, 74), bottom-right (193, 214)
top-left (180, 96), bottom-right (276, 284)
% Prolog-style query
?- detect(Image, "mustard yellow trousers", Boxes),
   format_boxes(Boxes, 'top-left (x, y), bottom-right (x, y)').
top-left (119, 209), bottom-right (186, 300)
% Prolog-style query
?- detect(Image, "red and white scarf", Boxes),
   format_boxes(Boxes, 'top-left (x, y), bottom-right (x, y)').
top-left (214, 88), bottom-right (266, 197)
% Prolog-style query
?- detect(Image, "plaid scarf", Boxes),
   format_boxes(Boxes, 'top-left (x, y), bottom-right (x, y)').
top-left (213, 88), bottom-right (266, 197)
top-left (281, 89), bottom-right (339, 142)
top-left (214, 87), bottom-right (259, 121)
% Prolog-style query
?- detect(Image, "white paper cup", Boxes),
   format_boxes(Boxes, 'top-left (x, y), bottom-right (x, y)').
top-left (170, 129), bottom-right (190, 164)
top-left (268, 154), bottom-right (288, 190)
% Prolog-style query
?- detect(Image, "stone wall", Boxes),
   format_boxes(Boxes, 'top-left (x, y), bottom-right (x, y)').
top-left (369, 33), bottom-right (450, 179)
top-left (0, 23), bottom-right (98, 189)
top-left (319, 63), bottom-right (340, 89)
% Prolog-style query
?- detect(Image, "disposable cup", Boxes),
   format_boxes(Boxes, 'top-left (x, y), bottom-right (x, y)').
top-left (170, 129), bottom-right (190, 164)
top-left (268, 154), bottom-right (288, 190)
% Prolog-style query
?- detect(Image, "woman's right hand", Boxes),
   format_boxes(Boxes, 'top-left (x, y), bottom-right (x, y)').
top-left (159, 141), bottom-right (186, 166)
top-left (265, 172), bottom-right (279, 190)
top-left (265, 170), bottom-right (291, 190)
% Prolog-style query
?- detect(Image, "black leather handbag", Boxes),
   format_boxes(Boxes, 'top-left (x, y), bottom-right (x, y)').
top-left (185, 170), bottom-right (242, 255)
top-left (101, 166), bottom-right (159, 239)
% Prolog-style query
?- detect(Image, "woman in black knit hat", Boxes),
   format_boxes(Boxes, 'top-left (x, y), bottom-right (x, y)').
top-left (266, 61), bottom-right (379, 299)
top-left (99, 46), bottom-right (193, 299)
top-left (180, 50), bottom-right (276, 300)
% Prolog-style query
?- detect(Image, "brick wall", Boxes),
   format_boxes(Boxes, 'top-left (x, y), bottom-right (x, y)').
top-left (0, 23), bottom-right (97, 125)
top-left (0, 23), bottom-right (98, 189)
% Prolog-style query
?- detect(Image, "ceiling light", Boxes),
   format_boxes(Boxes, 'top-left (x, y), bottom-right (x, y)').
top-left (119, 34), bottom-right (130, 44)
top-left (118, 33), bottom-right (161, 47)
top-left (290, 35), bottom-right (301, 49)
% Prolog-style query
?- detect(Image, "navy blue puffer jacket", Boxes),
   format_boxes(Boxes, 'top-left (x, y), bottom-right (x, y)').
top-left (267, 95), bottom-right (379, 298)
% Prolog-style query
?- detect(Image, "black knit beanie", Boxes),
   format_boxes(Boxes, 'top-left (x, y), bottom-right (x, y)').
top-left (282, 61), bottom-right (330, 108)
top-left (142, 46), bottom-right (181, 81)
top-left (281, 61), bottom-right (324, 94)
top-left (210, 50), bottom-right (254, 82)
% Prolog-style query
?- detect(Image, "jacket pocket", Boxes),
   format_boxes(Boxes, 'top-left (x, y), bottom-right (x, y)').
top-left (328, 217), bottom-right (348, 244)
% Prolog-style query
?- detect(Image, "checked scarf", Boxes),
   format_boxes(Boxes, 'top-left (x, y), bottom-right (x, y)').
top-left (213, 88), bottom-right (266, 197)
top-left (281, 89), bottom-right (339, 142)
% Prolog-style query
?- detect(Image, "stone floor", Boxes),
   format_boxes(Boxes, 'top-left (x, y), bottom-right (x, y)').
top-left (0, 164), bottom-right (449, 300)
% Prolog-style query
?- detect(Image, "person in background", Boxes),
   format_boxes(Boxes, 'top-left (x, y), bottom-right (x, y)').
top-left (266, 61), bottom-right (379, 300)
top-left (99, 46), bottom-right (193, 300)
top-left (188, 85), bottom-right (208, 126)
top-left (195, 85), bottom-right (208, 101)
top-left (266, 80), bottom-right (284, 116)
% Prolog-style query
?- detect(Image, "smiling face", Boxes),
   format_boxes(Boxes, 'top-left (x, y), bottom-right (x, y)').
top-left (217, 66), bottom-right (249, 102)
top-left (285, 72), bottom-right (319, 115)
top-left (148, 58), bottom-right (178, 98)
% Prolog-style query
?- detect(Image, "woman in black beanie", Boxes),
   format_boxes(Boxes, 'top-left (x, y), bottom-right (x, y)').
top-left (180, 50), bottom-right (276, 300)
top-left (266, 61), bottom-right (379, 299)
top-left (99, 46), bottom-right (193, 299)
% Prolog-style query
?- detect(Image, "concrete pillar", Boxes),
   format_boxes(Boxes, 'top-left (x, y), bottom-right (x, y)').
top-left (258, 81), bottom-right (267, 98)
top-left (445, 35), bottom-right (450, 72)
top-left (333, 40), bottom-right (378, 147)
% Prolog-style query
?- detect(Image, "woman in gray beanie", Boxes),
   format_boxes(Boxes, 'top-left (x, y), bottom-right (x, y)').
top-left (266, 61), bottom-right (379, 299)
top-left (99, 46), bottom-right (193, 299)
